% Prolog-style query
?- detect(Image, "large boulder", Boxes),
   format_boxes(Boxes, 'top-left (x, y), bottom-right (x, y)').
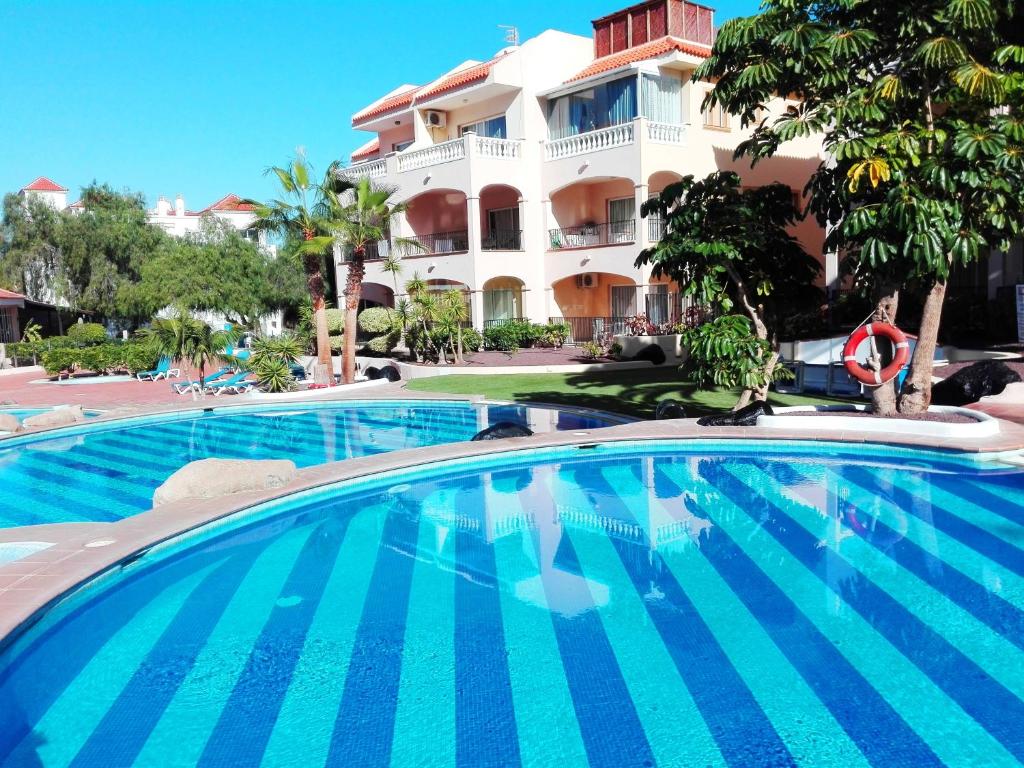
top-left (697, 401), bottom-right (774, 427)
top-left (379, 365), bottom-right (401, 382)
top-left (21, 405), bottom-right (87, 430)
top-left (655, 399), bottom-right (687, 420)
top-left (471, 421), bottom-right (534, 441)
top-left (153, 458), bottom-right (297, 507)
top-left (931, 360), bottom-right (1022, 406)
top-left (0, 414), bottom-right (22, 433)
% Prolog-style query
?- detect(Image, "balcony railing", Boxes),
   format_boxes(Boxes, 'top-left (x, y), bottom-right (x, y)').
top-left (482, 229), bottom-right (522, 251)
top-left (648, 216), bottom-right (666, 242)
top-left (412, 229), bottom-right (469, 254)
top-left (548, 220), bottom-right (635, 250)
top-left (483, 317), bottom-right (528, 328)
top-left (341, 239), bottom-right (391, 262)
top-left (549, 316), bottom-right (631, 344)
top-left (398, 138), bottom-right (466, 172)
top-left (545, 123), bottom-right (634, 160)
top-left (474, 135), bottom-right (521, 159)
top-left (647, 121), bottom-right (686, 144)
top-left (338, 158), bottom-right (387, 180)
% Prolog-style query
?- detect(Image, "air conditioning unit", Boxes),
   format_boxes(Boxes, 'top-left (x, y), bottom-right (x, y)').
top-left (424, 110), bottom-right (447, 129)
top-left (576, 273), bottom-right (597, 289)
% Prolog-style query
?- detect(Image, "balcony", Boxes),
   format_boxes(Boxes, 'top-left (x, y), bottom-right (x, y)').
top-left (543, 119), bottom-right (686, 162)
top-left (339, 134), bottom-right (524, 184)
top-left (339, 157), bottom-right (387, 181)
top-left (412, 229), bottom-right (469, 254)
top-left (482, 229), bottom-right (523, 251)
top-left (548, 220), bottom-right (635, 250)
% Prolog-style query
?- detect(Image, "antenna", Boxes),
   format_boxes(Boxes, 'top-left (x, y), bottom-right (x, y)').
top-left (498, 24), bottom-right (519, 46)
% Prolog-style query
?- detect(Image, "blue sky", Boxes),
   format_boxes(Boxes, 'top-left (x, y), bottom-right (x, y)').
top-left (1, 0), bottom-right (759, 209)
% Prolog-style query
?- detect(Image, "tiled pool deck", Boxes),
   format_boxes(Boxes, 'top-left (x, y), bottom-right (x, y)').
top-left (2, 378), bottom-right (1024, 651)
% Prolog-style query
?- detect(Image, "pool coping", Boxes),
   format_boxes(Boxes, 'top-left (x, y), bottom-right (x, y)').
top-left (2, 395), bottom-right (1024, 653)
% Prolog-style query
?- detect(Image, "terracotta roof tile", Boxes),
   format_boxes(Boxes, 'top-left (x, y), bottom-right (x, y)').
top-left (417, 55), bottom-right (505, 102)
top-left (352, 87), bottom-right (420, 125)
top-left (201, 194), bottom-right (255, 213)
top-left (0, 288), bottom-right (26, 300)
top-left (566, 36), bottom-right (711, 82)
top-left (21, 176), bottom-right (67, 193)
top-left (351, 138), bottom-right (380, 160)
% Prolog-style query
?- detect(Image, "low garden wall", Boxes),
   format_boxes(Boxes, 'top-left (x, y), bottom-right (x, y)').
top-left (612, 334), bottom-right (687, 364)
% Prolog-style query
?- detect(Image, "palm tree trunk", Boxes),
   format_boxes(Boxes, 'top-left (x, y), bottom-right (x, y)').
top-left (898, 278), bottom-right (946, 414)
top-left (303, 250), bottom-right (331, 372)
top-left (342, 254), bottom-right (366, 385)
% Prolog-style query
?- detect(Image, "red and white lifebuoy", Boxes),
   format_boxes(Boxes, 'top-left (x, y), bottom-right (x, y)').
top-left (842, 323), bottom-right (909, 386)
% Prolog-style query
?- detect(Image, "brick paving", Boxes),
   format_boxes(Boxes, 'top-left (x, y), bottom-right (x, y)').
top-left (0, 368), bottom-right (210, 409)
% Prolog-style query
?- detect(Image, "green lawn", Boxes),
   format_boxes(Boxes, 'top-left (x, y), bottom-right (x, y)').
top-left (405, 367), bottom-right (855, 420)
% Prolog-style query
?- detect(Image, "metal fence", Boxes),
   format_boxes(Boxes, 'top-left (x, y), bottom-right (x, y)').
top-left (548, 220), bottom-right (636, 250)
top-left (482, 229), bottom-right (523, 251)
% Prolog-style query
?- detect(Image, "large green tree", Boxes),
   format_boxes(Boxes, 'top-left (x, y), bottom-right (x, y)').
top-left (1, 192), bottom-right (64, 300)
top-left (122, 216), bottom-right (304, 327)
top-left (696, 0), bottom-right (1024, 414)
top-left (638, 171), bottom-right (821, 407)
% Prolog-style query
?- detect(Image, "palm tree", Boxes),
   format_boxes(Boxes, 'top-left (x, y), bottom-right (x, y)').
top-left (324, 172), bottom-right (418, 384)
top-left (441, 288), bottom-right (469, 364)
top-left (380, 250), bottom-right (403, 299)
top-left (245, 151), bottom-right (337, 375)
top-left (142, 311), bottom-right (238, 399)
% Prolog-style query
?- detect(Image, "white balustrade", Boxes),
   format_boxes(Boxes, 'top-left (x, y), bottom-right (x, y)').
top-left (544, 123), bottom-right (635, 160)
top-left (474, 136), bottom-right (521, 160)
top-left (338, 158), bottom-right (387, 179)
top-left (647, 121), bottom-right (687, 144)
top-left (397, 138), bottom-right (466, 172)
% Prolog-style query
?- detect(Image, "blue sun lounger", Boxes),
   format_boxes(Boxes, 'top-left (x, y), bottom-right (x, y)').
top-left (205, 370), bottom-right (257, 396)
top-left (173, 367), bottom-right (234, 395)
top-left (137, 356), bottom-right (180, 382)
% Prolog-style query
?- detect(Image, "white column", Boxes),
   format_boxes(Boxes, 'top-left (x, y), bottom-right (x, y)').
top-left (466, 196), bottom-right (481, 255)
top-left (471, 289), bottom-right (485, 329)
top-left (634, 182), bottom-right (649, 249)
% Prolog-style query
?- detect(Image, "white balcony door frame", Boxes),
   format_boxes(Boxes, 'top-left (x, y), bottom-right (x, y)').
top-left (607, 196), bottom-right (636, 242)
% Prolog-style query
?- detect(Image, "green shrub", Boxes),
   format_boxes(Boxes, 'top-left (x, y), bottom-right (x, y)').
top-left (41, 348), bottom-right (79, 376)
top-left (679, 315), bottom-right (792, 390)
top-left (120, 342), bottom-right (159, 374)
top-left (535, 322), bottom-right (570, 348)
top-left (66, 322), bottom-right (108, 346)
top-left (250, 334), bottom-right (304, 365)
top-left (249, 356), bottom-right (296, 393)
top-left (609, 341), bottom-right (624, 359)
top-left (460, 327), bottom-right (482, 353)
top-left (358, 307), bottom-right (397, 335)
top-left (325, 309), bottom-right (345, 335)
top-left (329, 334), bottom-right (345, 352)
top-left (483, 324), bottom-right (518, 351)
top-left (580, 341), bottom-right (604, 359)
top-left (363, 332), bottom-right (401, 356)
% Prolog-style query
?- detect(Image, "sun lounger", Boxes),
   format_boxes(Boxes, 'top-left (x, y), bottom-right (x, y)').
top-left (137, 357), bottom-right (181, 382)
top-left (172, 367), bottom-right (233, 395)
top-left (205, 371), bottom-right (257, 396)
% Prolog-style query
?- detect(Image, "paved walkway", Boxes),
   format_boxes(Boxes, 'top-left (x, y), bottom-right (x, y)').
top-left (0, 369), bottom-right (200, 409)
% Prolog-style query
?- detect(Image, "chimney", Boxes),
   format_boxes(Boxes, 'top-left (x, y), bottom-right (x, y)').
top-left (156, 196), bottom-right (171, 216)
top-left (175, 194), bottom-right (185, 217)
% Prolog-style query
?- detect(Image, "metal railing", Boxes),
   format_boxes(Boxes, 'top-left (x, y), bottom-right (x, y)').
top-left (341, 239), bottom-right (391, 262)
top-left (482, 229), bottom-right (522, 251)
top-left (548, 220), bottom-right (635, 250)
top-left (412, 229), bottom-right (469, 254)
top-left (648, 216), bottom-right (666, 242)
top-left (548, 316), bottom-right (631, 344)
top-left (483, 317), bottom-right (528, 328)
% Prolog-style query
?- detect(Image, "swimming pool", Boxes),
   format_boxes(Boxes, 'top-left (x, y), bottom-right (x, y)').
top-left (1, 439), bottom-right (1021, 767)
top-left (0, 401), bottom-right (618, 528)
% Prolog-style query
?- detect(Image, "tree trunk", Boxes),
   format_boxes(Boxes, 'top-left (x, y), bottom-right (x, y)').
top-left (898, 278), bottom-right (946, 414)
top-left (724, 263), bottom-right (773, 409)
top-left (868, 283), bottom-right (900, 416)
top-left (303, 251), bottom-right (331, 373)
top-left (342, 255), bottom-right (366, 385)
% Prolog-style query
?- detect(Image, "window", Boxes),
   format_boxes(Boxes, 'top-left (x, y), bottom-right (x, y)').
top-left (392, 140), bottom-right (413, 152)
top-left (485, 207), bottom-right (521, 249)
top-left (702, 98), bottom-right (731, 130)
top-left (608, 197), bottom-right (636, 242)
top-left (641, 73), bottom-right (682, 124)
top-left (547, 76), bottom-right (638, 139)
top-left (460, 115), bottom-right (507, 139)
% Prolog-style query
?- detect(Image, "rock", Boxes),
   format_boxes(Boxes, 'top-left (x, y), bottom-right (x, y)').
top-left (655, 399), bottom-right (687, 420)
top-left (363, 366), bottom-right (381, 380)
top-left (379, 365), bottom-right (401, 382)
top-left (0, 414), bottom-right (22, 433)
top-left (153, 458), bottom-right (297, 507)
top-left (697, 401), bottom-right (774, 427)
top-left (21, 405), bottom-right (87, 430)
top-left (931, 360), bottom-right (1022, 406)
top-left (471, 421), bottom-right (534, 441)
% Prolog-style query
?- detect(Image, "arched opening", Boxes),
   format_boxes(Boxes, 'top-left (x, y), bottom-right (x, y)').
top-left (646, 171), bottom-right (683, 243)
top-left (405, 189), bottom-right (469, 254)
top-left (548, 177), bottom-right (636, 250)
top-left (481, 276), bottom-right (525, 326)
top-left (360, 282), bottom-right (395, 310)
top-left (422, 279), bottom-right (473, 324)
top-left (479, 184), bottom-right (523, 251)
top-left (550, 272), bottom-right (637, 342)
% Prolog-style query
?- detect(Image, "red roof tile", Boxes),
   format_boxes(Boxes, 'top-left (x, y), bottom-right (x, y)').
top-left (201, 194), bottom-right (256, 213)
top-left (566, 36), bottom-right (711, 82)
top-left (0, 288), bottom-right (26, 300)
top-left (67, 200), bottom-right (84, 209)
top-left (21, 176), bottom-right (67, 193)
top-left (351, 138), bottom-right (381, 161)
top-left (417, 55), bottom-right (506, 102)
top-left (352, 87), bottom-right (420, 125)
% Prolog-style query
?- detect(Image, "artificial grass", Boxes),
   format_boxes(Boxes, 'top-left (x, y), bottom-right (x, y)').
top-left (404, 367), bottom-right (855, 420)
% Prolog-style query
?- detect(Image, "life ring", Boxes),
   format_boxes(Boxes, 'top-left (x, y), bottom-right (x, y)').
top-left (842, 323), bottom-right (909, 386)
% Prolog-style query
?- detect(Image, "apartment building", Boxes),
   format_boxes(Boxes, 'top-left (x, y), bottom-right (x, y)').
top-left (338, 0), bottom-right (828, 341)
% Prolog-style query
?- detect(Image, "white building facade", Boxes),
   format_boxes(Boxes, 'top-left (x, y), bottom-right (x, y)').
top-left (337, 0), bottom-right (830, 341)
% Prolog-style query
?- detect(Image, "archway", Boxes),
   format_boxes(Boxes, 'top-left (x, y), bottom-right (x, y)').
top-left (405, 189), bottom-right (468, 254)
top-left (548, 177), bottom-right (636, 248)
top-left (550, 272), bottom-right (637, 342)
top-left (481, 276), bottom-right (525, 325)
top-left (360, 282), bottom-right (394, 310)
top-left (479, 184), bottom-right (523, 251)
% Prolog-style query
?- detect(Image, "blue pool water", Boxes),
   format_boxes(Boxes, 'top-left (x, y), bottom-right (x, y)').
top-left (0, 401), bottom-right (616, 528)
top-left (0, 440), bottom-right (1022, 767)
